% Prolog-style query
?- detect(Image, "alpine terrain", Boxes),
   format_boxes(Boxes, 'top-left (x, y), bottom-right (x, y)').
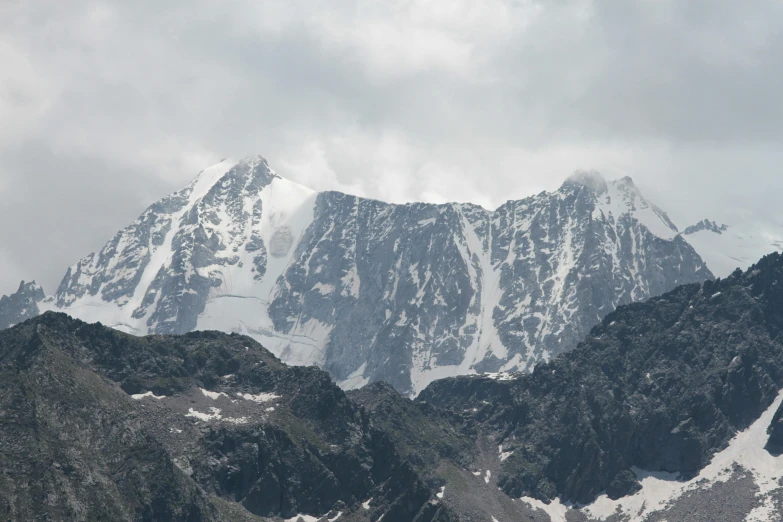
top-left (4, 253), bottom-right (783, 521)
top-left (0, 155), bottom-right (733, 395)
top-left (680, 219), bottom-right (783, 279)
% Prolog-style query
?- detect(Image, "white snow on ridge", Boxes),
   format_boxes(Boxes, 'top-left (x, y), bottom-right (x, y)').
top-left (195, 174), bottom-right (322, 365)
top-left (41, 159), bottom-right (240, 334)
top-left (47, 156), bottom-right (327, 365)
top-left (683, 222), bottom-right (783, 278)
top-left (598, 178), bottom-right (679, 240)
top-left (27, 158), bottom-right (726, 399)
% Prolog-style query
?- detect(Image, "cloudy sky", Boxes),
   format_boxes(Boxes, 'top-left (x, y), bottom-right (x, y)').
top-left (2, 0), bottom-right (783, 294)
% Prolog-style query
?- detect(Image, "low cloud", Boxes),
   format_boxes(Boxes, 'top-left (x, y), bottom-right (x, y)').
top-left (1, 0), bottom-right (782, 293)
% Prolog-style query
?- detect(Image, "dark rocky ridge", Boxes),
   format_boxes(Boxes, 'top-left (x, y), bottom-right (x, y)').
top-left (348, 382), bottom-right (478, 479)
top-left (418, 253), bottom-right (783, 505)
top-left (0, 312), bottom-right (454, 521)
top-left (4, 253), bottom-right (783, 520)
top-left (681, 219), bottom-right (730, 236)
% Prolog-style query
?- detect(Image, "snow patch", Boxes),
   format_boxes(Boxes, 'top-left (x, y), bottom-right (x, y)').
top-left (131, 391), bottom-right (166, 400)
top-left (284, 515), bottom-right (319, 522)
top-left (224, 416), bottom-right (250, 425)
top-left (200, 388), bottom-right (228, 400)
top-left (584, 390), bottom-right (783, 521)
top-left (499, 444), bottom-right (514, 461)
top-left (312, 282), bottom-right (335, 295)
top-left (520, 497), bottom-right (570, 522)
top-left (238, 392), bottom-right (280, 403)
top-left (185, 407), bottom-right (222, 421)
top-left (485, 372), bottom-right (516, 381)
top-left (339, 363), bottom-right (369, 390)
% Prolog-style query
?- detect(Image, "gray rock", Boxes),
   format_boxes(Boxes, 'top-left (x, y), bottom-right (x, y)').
top-left (0, 157), bottom-right (713, 396)
top-left (0, 280), bottom-right (44, 329)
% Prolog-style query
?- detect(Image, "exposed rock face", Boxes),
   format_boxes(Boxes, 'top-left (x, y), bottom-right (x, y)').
top-left (605, 470), bottom-right (642, 500)
top-left (0, 156), bottom-right (712, 396)
top-left (419, 253), bottom-right (783, 505)
top-left (0, 280), bottom-right (44, 328)
top-left (682, 219), bottom-right (730, 236)
top-left (5, 254), bottom-right (783, 520)
top-left (0, 312), bottom-right (452, 521)
top-left (765, 401), bottom-right (783, 455)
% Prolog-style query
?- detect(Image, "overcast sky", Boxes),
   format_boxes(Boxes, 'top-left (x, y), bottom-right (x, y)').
top-left (2, 0), bottom-right (783, 295)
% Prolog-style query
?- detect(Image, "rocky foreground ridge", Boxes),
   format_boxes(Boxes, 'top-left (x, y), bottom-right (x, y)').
top-left (4, 254), bottom-right (783, 520)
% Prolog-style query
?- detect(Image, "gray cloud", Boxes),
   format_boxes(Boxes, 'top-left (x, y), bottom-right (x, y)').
top-left (1, 0), bottom-right (783, 294)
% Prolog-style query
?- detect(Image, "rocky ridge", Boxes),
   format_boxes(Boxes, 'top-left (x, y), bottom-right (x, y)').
top-left (415, 253), bottom-right (783, 519)
top-left (0, 312), bottom-right (455, 521)
top-left (5, 255), bottom-right (783, 520)
top-left (0, 157), bottom-right (712, 396)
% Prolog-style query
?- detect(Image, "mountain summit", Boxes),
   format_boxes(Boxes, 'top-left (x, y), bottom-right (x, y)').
top-left (562, 169), bottom-right (610, 194)
top-left (0, 156), bottom-right (716, 394)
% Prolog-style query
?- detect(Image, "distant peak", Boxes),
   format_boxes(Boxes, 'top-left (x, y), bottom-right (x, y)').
top-left (236, 154), bottom-right (270, 168)
top-left (562, 170), bottom-right (608, 194)
top-left (613, 176), bottom-right (638, 192)
top-left (18, 280), bottom-right (42, 292)
top-left (187, 154), bottom-right (279, 201)
top-left (682, 219), bottom-right (730, 236)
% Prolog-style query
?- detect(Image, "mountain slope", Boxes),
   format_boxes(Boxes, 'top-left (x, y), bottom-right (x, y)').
top-left (5, 260), bottom-right (783, 520)
top-left (0, 312), bottom-right (454, 521)
top-left (681, 219), bottom-right (783, 278)
top-left (0, 157), bottom-right (712, 395)
top-left (417, 253), bottom-right (783, 520)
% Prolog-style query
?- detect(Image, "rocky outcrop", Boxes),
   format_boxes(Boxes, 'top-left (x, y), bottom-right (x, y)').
top-left (5, 254), bottom-right (783, 520)
top-left (0, 312), bottom-right (452, 521)
top-left (0, 280), bottom-right (44, 329)
top-left (682, 219), bottom-right (730, 236)
top-left (419, 254), bottom-right (783, 505)
top-left (765, 401), bottom-right (783, 455)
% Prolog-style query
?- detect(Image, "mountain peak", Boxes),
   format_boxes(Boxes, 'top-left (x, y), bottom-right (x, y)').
top-left (17, 280), bottom-right (43, 293)
top-left (611, 175), bottom-right (639, 193)
top-left (682, 219), bottom-right (731, 236)
top-left (562, 170), bottom-right (608, 194)
top-left (185, 154), bottom-right (280, 203)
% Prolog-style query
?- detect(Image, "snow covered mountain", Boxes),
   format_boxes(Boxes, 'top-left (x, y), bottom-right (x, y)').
top-left (681, 218), bottom-right (783, 278)
top-left (0, 156), bottom-right (714, 395)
